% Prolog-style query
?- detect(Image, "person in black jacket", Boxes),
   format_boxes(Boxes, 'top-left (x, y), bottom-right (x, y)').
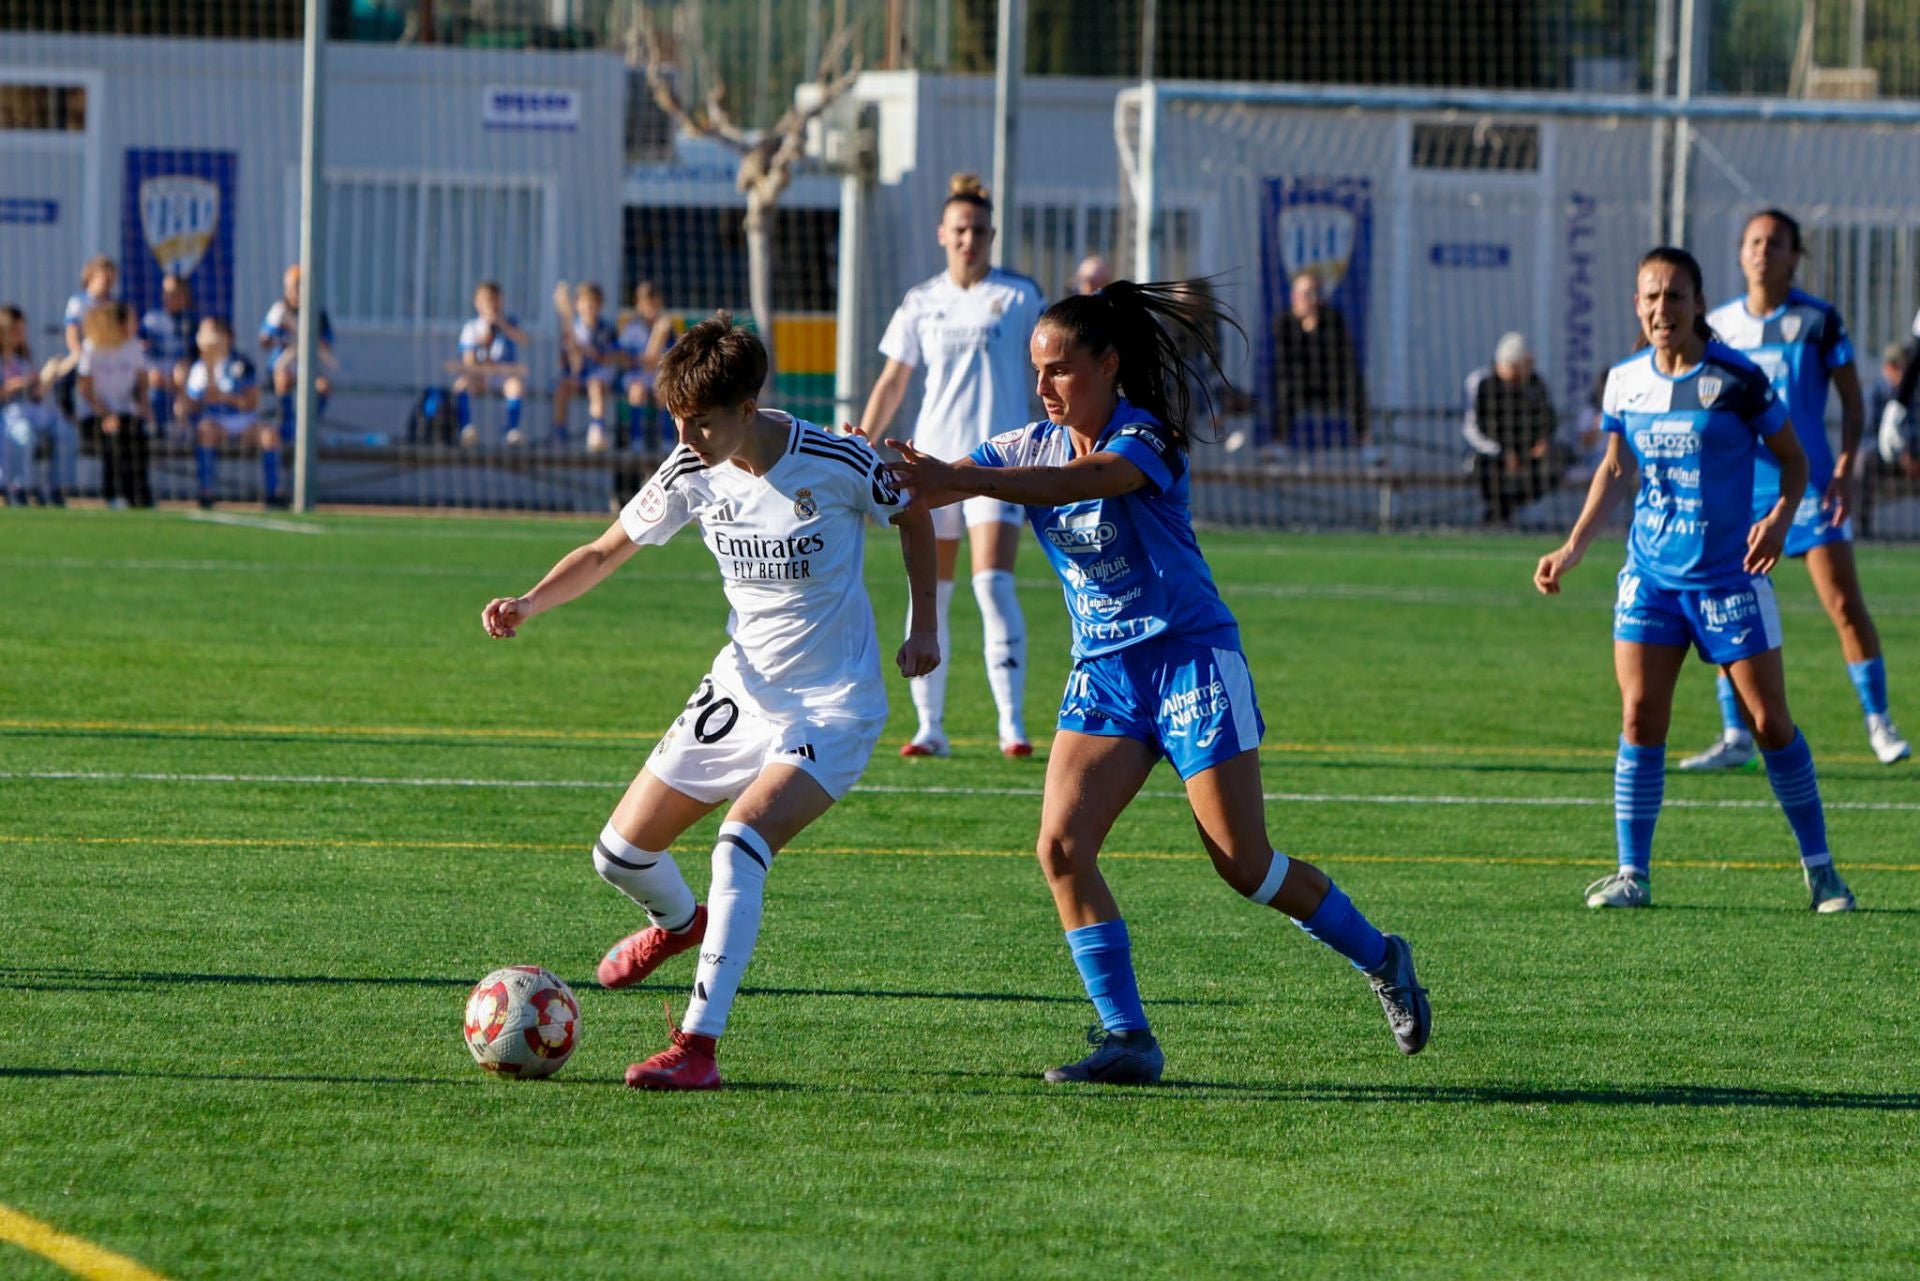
top-left (1271, 271), bottom-right (1369, 448)
top-left (1463, 331), bottom-right (1563, 523)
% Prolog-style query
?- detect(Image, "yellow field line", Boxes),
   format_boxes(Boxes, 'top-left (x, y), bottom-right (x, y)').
top-left (3, 716), bottom-right (1901, 766)
top-left (0, 1203), bottom-right (171, 1281)
top-left (2, 832), bottom-right (1916, 874)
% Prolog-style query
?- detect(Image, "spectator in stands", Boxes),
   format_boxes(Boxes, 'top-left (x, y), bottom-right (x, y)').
top-left (78, 302), bottom-right (152, 508)
top-left (1873, 339), bottom-right (1916, 478)
top-left (619, 281), bottom-right (676, 454)
top-left (453, 281), bottom-right (530, 447)
top-left (57, 255), bottom-right (117, 420)
top-left (1272, 269), bottom-right (1369, 450)
top-left (1463, 331), bottom-right (1565, 524)
top-left (139, 273), bottom-right (197, 439)
top-left (556, 281), bottom-right (620, 451)
top-left (1072, 254), bottom-right (1113, 296)
top-left (260, 264), bottom-right (336, 438)
top-left (2, 305), bottom-right (76, 507)
top-left (187, 315), bottom-right (276, 509)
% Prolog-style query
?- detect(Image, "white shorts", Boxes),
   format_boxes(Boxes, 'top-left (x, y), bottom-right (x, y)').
top-left (645, 673), bottom-right (884, 804)
top-left (931, 495), bottom-right (1023, 540)
top-left (207, 412), bottom-right (259, 438)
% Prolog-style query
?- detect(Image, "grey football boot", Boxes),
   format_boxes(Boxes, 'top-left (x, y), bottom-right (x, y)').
top-left (1364, 934), bottom-right (1431, 1055)
top-left (1043, 1026), bottom-right (1165, 1085)
top-left (1585, 869), bottom-right (1652, 909)
top-left (1805, 862), bottom-right (1857, 913)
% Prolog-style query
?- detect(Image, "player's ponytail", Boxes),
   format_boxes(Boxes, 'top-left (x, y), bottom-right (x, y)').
top-left (944, 172), bottom-right (991, 215)
top-left (1637, 246), bottom-right (1715, 344)
top-left (1038, 279), bottom-right (1240, 449)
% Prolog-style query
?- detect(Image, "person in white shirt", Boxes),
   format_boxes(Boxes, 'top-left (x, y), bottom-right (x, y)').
top-left (481, 314), bottom-right (939, 1091)
top-left (78, 302), bottom-right (151, 508)
top-left (860, 172), bottom-right (1047, 759)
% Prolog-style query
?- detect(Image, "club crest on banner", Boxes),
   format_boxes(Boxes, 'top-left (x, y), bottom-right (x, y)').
top-left (1697, 375), bottom-right (1723, 407)
top-left (139, 176), bottom-right (221, 278)
top-left (1278, 203), bottom-right (1359, 292)
top-left (1779, 314), bottom-right (1802, 343)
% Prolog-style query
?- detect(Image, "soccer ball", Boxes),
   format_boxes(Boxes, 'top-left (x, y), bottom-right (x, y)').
top-left (463, 966), bottom-right (580, 1078)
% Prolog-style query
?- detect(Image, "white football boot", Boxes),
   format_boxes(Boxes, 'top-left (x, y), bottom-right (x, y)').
top-left (1866, 715), bottom-right (1911, 765)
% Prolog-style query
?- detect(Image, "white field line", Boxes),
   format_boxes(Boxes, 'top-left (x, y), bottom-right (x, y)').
top-left (7, 769), bottom-right (1920, 813)
top-left (185, 511), bottom-right (328, 535)
top-left (13, 552), bottom-right (1915, 615)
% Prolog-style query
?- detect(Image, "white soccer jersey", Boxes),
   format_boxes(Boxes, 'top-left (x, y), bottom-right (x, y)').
top-left (618, 412), bottom-right (910, 725)
top-left (879, 267), bottom-right (1044, 461)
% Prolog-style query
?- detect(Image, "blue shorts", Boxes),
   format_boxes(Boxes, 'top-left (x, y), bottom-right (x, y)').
top-left (1775, 487), bottom-right (1852, 558)
top-left (1613, 569), bottom-right (1783, 664)
top-left (1057, 634), bottom-right (1265, 779)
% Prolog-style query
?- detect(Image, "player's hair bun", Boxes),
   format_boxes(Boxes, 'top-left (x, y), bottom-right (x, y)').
top-left (948, 172), bottom-right (990, 202)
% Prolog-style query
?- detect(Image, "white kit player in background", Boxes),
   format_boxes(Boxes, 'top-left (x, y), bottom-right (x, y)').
top-left (482, 314), bottom-right (939, 1091)
top-left (860, 172), bottom-right (1046, 760)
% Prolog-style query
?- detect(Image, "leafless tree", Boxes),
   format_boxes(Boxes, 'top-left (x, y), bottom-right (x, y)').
top-left (626, 5), bottom-right (862, 387)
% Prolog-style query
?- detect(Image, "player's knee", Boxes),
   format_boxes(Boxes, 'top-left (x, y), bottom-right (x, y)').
top-left (1035, 831), bottom-right (1093, 884)
top-left (197, 421), bottom-right (220, 446)
top-left (1748, 706), bottom-right (1795, 751)
top-left (504, 377), bottom-right (525, 400)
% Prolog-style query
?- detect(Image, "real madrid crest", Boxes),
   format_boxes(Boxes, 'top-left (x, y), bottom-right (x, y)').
top-left (1780, 314), bottom-right (1803, 343)
top-left (1697, 374), bottom-right (1723, 408)
top-left (793, 487), bottom-right (818, 519)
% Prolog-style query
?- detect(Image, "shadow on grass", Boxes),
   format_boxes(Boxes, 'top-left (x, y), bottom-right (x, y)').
top-left (0, 725), bottom-right (640, 756)
top-left (0, 966), bottom-right (1236, 1008)
top-left (11, 1063), bottom-right (1912, 1113)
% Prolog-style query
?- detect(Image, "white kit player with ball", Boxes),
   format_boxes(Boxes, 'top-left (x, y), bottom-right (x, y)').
top-left (861, 172), bottom-right (1046, 759)
top-left (482, 314), bottom-right (939, 1090)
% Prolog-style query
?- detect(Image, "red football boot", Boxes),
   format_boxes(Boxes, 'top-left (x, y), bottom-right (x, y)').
top-left (626, 1017), bottom-right (722, 1091)
top-left (596, 904), bottom-right (708, 990)
top-left (1001, 741), bottom-right (1033, 759)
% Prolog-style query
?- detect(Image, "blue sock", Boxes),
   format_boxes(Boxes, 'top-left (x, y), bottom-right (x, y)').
top-left (1716, 674), bottom-right (1747, 736)
top-left (1614, 738), bottom-right (1664, 876)
top-left (316, 392), bottom-right (329, 418)
top-left (1294, 881), bottom-right (1389, 972)
top-left (506, 398), bottom-right (523, 433)
top-left (194, 445), bottom-right (216, 492)
top-left (1064, 919), bottom-right (1149, 1034)
top-left (1847, 658), bottom-right (1889, 719)
top-left (456, 390), bottom-right (473, 429)
top-left (277, 392), bottom-right (295, 429)
top-left (1761, 729), bottom-right (1829, 867)
top-left (149, 387), bottom-right (171, 430)
top-left (261, 449), bottom-right (281, 499)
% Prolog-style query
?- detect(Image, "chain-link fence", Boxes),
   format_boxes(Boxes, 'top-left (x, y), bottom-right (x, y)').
top-left (4, 1), bottom-right (1919, 530)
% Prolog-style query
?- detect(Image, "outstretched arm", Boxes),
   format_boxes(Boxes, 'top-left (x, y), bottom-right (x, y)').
top-left (891, 507), bottom-right (941, 677)
top-left (1534, 432), bottom-right (1637, 595)
top-left (859, 360), bottom-right (913, 445)
top-left (482, 518), bottom-right (640, 638)
top-left (886, 437), bottom-right (1147, 509)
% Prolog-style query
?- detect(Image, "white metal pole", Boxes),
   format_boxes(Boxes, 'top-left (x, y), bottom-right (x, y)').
top-left (1650, 0), bottom-right (1674, 245)
top-left (1669, 0), bottom-right (1697, 246)
top-left (293, 0), bottom-right (326, 513)
top-left (990, 0), bottom-right (1024, 268)
top-left (834, 170), bottom-right (866, 429)
top-left (1132, 80), bottom-right (1159, 281)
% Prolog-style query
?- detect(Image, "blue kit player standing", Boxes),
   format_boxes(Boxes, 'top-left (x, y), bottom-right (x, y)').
top-left (1680, 209), bottom-right (1909, 770)
top-left (887, 281), bottom-right (1430, 1084)
top-left (1536, 246), bottom-right (1856, 913)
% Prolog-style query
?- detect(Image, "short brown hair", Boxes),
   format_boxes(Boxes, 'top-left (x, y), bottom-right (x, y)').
top-left (656, 311), bottom-right (767, 417)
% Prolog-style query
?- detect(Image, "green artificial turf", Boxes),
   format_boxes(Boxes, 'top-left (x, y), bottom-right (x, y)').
top-left (3, 509), bottom-right (1917, 1279)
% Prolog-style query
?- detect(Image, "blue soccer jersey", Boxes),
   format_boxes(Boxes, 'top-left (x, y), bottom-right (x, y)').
top-left (1707, 288), bottom-right (1853, 509)
top-left (140, 307), bottom-right (196, 370)
top-left (185, 353), bottom-right (259, 427)
top-left (260, 300), bottom-right (335, 354)
top-left (459, 314), bottom-right (521, 365)
top-left (1602, 342), bottom-right (1789, 589)
top-left (967, 400), bottom-right (1239, 659)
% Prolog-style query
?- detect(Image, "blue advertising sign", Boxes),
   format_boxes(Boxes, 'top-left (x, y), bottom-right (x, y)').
top-left (1429, 242), bottom-right (1511, 269)
top-left (0, 198), bottom-right (58, 225)
top-left (121, 149), bottom-right (237, 324)
top-left (1259, 176), bottom-right (1373, 437)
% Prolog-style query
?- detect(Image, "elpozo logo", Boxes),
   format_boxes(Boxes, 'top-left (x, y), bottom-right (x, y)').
top-left (1045, 510), bottom-right (1116, 554)
top-left (139, 175), bottom-right (220, 278)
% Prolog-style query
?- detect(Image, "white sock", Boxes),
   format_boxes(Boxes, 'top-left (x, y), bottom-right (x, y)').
top-left (972, 568), bottom-right (1027, 744)
top-left (681, 821), bottom-right (772, 1038)
top-left (908, 580), bottom-right (954, 743)
top-left (592, 822), bottom-right (697, 931)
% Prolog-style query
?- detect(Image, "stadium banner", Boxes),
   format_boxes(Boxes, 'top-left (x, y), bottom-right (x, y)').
top-left (120, 148), bottom-right (237, 324)
top-left (1257, 176), bottom-right (1373, 435)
